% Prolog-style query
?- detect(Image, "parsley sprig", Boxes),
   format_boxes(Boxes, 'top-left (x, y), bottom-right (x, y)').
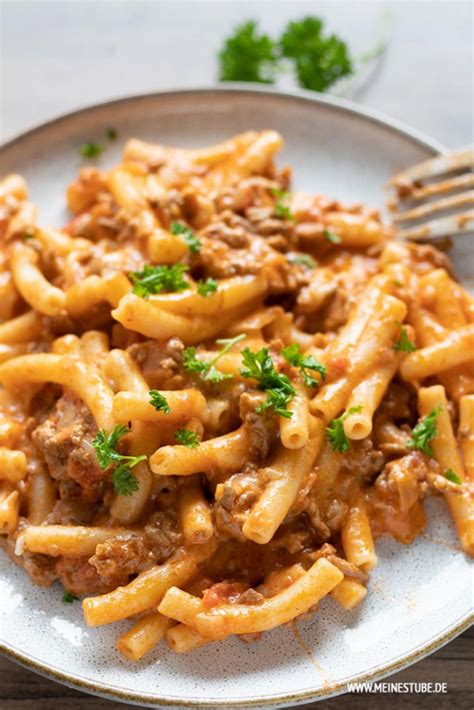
top-left (240, 347), bottom-right (296, 418)
top-left (171, 221), bottom-right (202, 253)
top-left (271, 188), bottom-right (295, 221)
top-left (131, 264), bottom-right (189, 298)
top-left (149, 390), bottom-right (171, 414)
top-left (183, 334), bottom-right (245, 384)
top-left (281, 343), bottom-right (327, 389)
top-left (197, 278), bottom-right (218, 297)
top-left (219, 20), bottom-right (278, 83)
top-left (393, 326), bottom-right (416, 353)
top-left (175, 428), bottom-right (200, 448)
top-left (92, 425), bottom-right (145, 496)
top-left (407, 407), bottom-right (442, 457)
top-left (327, 406), bottom-right (363, 453)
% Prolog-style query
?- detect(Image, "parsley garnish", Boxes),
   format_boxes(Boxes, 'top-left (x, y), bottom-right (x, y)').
top-left (79, 142), bottom-right (104, 158)
top-left (131, 264), bottom-right (189, 298)
top-left (281, 343), bottom-right (327, 388)
top-left (197, 278), bottom-right (218, 297)
top-left (62, 591), bottom-right (79, 604)
top-left (271, 188), bottom-right (295, 221)
top-left (171, 221), bottom-right (201, 254)
top-left (287, 253), bottom-right (316, 269)
top-left (240, 347), bottom-right (296, 418)
top-left (327, 406), bottom-right (363, 453)
top-left (219, 20), bottom-right (278, 83)
top-left (407, 407), bottom-right (442, 457)
top-left (106, 127), bottom-right (117, 141)
top-left (280, 17), bottom-right (352, 92)
top-left (393, 326), bottom-right (416, 353)
top-left (175, 428), bottom-right (200, 448)
top-left (149, 390), bottom-right (171, 414)
top-left (92, 425), bottom-right (145, 496)
top-left (323, 228), bottom-right (342, 244)
top-left (183, 334), bottom-right (245, 384)
top-left (444, 468), bottom-right (462, 485)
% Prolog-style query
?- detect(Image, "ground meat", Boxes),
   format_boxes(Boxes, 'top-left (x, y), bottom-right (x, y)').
top-left (128, 337), bottom-right (184, 389)
top-left (340, 438), bottom-right (385, 483)
top-left (239, 391), bottom-right (278, 461)
top-left (32, 392), bottom-right (104, 500)
top-left (143, 510), bottom-right (183, 564)
top-left (56, 556), bottom-right (113, 596)
top-left (89, 534), bottom-right (155, 587)
top-left (214, 470), bottom-right (262, 541)
top-left (202, 580), bottom-right (249, 608)
top-left (1, 537), bottom-right (58, 587)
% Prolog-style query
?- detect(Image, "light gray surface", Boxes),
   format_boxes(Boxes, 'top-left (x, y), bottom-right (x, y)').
top-left (1, 0), bottom-right (473, 147)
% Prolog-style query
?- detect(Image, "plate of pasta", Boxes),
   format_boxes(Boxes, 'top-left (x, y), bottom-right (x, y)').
top-left (0, 87), bottom-right (472, 709)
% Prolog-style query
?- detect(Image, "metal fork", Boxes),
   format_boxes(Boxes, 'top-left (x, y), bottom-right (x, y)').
top-left (387, 148), bottom-right (474, 240)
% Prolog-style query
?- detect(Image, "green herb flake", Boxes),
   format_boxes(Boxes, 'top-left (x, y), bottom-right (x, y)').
top-left (323, 228), bottom-right (342, 244)
top-left (444, 468), bottom-right (462, 485)
top-left (182, 334), bottom-right (245, 384)
top-left (271, 188), bottom-right (295, 221)
top-left (407, 406), bottom-right (443, 457)
top-left (171, 221), bottom-right (201, 254)
top-left (393, 326), bottom-right (416, 353)
top-left (149, 390), bottom-right (171, 414)
top-left (62, 591), bottom-right (79, 604)
top-left (175, 428), bottom-right (200, 448)
top-left (327, 406), bottom-right (363, 453)
top-left (240, 346), bottom-right (296, 417)
top-left (197, 278), bottom-right (218, 297)
top-left (287, 253), bottom-right (317, 269)
top-left (79, 142), bottom-right (104, 158)
top-left (131, 263), bottom-right (189, 298)
top-left (92, 425), bottom-right (146, 495)
top-left (281, 343), bottom-right (327, 388)
top-left (106, 127), bottom-right (117, 141)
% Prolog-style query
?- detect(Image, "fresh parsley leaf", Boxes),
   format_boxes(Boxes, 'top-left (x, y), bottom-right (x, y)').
top-left (271, 188), bottom-right (295, 221)
top-left (182, 334), bottom-right (245, 384)
top-left (62, 591), bottom-right (79, 603)
top-left (392, 279), bottom-right (403, 287)
top-left (287, 253), bottom-right (316, 269)
top-left (197, 278), bottom-right (218, 297)
top-left (111, 464), bottom-right (140, 496)
top-left (79, 142), bottom-right (104, 158)
top-left (240, 347), bottom-right (296, 417)
top-left (131, 263), bottom-right (189, 298)
top-left (219, 20), bottom-right (278, 83)
top-left (22, 231), bottom-right (35, 241)
top-left (407, 406), bottom-right (442, 457)
top-left (175, 428), bottom-right (200, 448)
top-left (280, 17), bottom-right (352, 92)
top-left (106, 127), bottom-right (117, 141)
top-left (393, 326), bottom-right (416, 353)
top-left (171, 221), bottom-right (202, 254)
top-left (149, 390), bottom-right (171, 414)
top-left (92, 425), bottom-right (146, 495)
top-left (327, 406), bottom-right (363, 453)
top-left (444, 468), bottom-right (462, 485)
top-left (282, 343), bottom-right (327, 388)
top-left (323, 228), bottom-right (342, 244)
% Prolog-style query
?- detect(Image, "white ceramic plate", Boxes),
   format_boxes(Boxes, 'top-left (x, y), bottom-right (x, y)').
top-left (0, 87), bottom-right (472, 709)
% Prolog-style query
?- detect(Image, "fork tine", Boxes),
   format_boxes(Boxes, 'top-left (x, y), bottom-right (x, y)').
top-left (396, 211), bottom-right (474, 240)
top-left (390, 149), bottom-right (473, 187)
top-left (390, 173), bottom-right (474, 204)
top-left (392, 190), bottom-right (474, 222)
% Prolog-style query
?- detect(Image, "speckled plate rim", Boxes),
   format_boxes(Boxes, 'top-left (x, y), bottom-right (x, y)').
top-left (0, 85), bottom-right (469, 709)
